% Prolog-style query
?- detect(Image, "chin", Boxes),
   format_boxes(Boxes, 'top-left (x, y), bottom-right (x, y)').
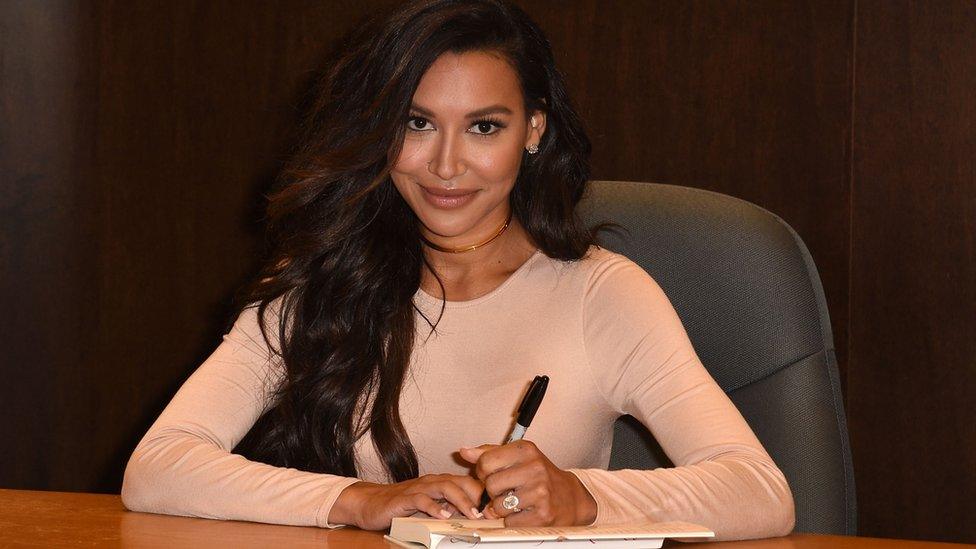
top-left (417, 214), bottom-right (479, 239)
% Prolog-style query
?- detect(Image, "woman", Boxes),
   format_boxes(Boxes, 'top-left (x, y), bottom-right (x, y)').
top-left (121, 0), bottom-right (795, 540)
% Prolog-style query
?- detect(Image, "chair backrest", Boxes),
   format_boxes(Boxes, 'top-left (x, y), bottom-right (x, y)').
top-left (578, 181), bottom-right (856, 535)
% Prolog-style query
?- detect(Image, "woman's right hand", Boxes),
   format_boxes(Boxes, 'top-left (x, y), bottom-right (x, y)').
top-left (329, 474), bottom-right (485, 530)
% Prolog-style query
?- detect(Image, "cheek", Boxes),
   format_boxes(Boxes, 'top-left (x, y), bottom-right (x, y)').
top-left (392, 140), bottom-right (426, 174)
top-left (470, 143), bottom-right (524, 184)
top-left (389, 145), bottom-right (426, 199)
top-left (389, 170), bottom-right (417, 209)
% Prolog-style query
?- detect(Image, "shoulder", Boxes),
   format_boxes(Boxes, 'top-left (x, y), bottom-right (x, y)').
top-left (511, 246), bottom-right (667, 316)
top-left (544, 247), bottom-right (677, 325)
top-left (541, 245), bottom-right (658, 297)
top-left (225, 297), bottom-right (287, 361)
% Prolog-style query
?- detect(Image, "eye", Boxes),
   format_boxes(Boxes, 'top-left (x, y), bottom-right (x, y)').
top-left (470, 117), bottom-right (505, 136)
top-left (406, 116), bottom-right (433, 131)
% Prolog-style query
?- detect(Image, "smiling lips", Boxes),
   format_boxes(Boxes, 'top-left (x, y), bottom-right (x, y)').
top-left (420, 184), bottom-right (478, 209)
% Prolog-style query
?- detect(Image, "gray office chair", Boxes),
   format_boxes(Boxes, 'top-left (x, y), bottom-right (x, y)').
top-left (578, 181), bottom-right (856, 535)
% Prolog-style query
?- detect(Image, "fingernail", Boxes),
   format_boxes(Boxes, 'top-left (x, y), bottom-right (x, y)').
top-left (439, 509), bottom-right (452, 519)
top-left (470, 507), bottom-right (484, 518)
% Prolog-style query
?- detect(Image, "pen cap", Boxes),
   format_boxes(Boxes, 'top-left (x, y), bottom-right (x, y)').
top-left (516, 375), bottom-right (549, 426)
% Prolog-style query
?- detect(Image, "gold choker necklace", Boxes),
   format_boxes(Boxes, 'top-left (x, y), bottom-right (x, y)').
top-left (421, 211), bottom-right (513, 254)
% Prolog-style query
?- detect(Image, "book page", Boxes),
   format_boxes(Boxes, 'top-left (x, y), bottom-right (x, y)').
top-left (389, 517), bottom-right (506, 547)
top-left (434, 520), bottom-right (713, 541)
top-left (390, 517), bottom-right (713, 546)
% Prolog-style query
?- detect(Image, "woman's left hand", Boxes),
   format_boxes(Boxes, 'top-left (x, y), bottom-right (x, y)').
top-left (458, 440), bottom-right (597, 527)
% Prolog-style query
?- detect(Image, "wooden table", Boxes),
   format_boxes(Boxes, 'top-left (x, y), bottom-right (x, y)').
top-left (0, 489), bottom-right (969, 548)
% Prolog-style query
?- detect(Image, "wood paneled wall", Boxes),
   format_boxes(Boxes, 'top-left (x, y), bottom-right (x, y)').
top-left (849, 1), bottom-right (976, 541)
top-left (1, 0), bottom-right (973, 543)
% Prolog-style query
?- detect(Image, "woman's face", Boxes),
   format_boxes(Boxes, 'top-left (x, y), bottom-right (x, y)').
top-left (390, 50), bottom-right (546, 247)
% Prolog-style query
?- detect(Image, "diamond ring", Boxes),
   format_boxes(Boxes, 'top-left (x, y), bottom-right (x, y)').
top-left (502, 491), bottom-right (521, 513)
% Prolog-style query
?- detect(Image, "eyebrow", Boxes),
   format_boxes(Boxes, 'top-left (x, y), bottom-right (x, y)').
top-left (409, 103), bottom-right (514, 119)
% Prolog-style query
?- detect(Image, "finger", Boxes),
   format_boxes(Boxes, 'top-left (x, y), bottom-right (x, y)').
top-left (459, 480), bottom-right (487, 519)
top-left (448, 474), bottom-right (486, 504)
top-left (483, 461), bottom-right (540, 499)
top-left (506, 485), bottom-right (556, 527)
top-left (439, 501), bottom-right (460, 518)
top-left (504, 499), bottom-right (555, 527)
top-left (419, 472), bottom-right (481, 489)
top-left (431, 479), bottom-right (481, 519)
top-left (410, 493), bottom-right (453, 520)
top-left (490, 489), bottom-right (527, 519)
top-left (482, 505), bottom-right (498, 520)
top-left (472, 441), bottom-right (537, 480)
top-left (458, 444), bottom-right (497, 464)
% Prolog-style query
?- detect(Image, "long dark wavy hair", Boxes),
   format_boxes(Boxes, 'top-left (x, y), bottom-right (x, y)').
top-left (233, 0), bottom-right (598, 482)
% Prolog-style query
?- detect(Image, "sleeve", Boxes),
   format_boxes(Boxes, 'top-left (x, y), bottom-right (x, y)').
top-left (120, 303), bottom-right (361, 527)
top-left (567, 255), bottom-right (795, 541)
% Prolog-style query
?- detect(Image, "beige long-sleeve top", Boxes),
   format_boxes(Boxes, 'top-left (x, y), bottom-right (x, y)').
top-left (121, 246), bottom-right (795, 540)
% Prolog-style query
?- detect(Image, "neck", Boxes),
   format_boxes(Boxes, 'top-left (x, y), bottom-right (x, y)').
top-left (418, 218), bottom-right (538, 301)
top-left (421, 216), bottom-right (535, 273)
top-left (420, 210), bottom-right (513, 254)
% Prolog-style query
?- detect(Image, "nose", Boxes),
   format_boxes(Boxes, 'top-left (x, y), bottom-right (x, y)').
top-left (426, 131), bottom-right (466, 181)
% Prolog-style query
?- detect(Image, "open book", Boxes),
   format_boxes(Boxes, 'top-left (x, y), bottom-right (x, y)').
top-left (385, 517), bottom-right (714, 548)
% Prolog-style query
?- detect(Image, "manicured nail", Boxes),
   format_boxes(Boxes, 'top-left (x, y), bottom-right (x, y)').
top-left (439, 509), bottom-right (452, 519)
top-left (470, 507), bottom-right (484, 518)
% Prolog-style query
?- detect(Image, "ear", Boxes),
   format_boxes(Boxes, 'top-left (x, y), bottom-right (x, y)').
top-left (525, 109), bottom-right (547, 148)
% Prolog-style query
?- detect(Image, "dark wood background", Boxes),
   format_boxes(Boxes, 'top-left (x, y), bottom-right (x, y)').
top-left (1, 0), bottom-right (973, 543)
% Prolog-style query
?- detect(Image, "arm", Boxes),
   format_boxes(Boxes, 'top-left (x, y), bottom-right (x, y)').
top-left (120, 304), bottom-right (360, 527)
top-left (121, 304), bottom-right (486, 529)
top-left (569, 256), bottom-right (795, 540)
